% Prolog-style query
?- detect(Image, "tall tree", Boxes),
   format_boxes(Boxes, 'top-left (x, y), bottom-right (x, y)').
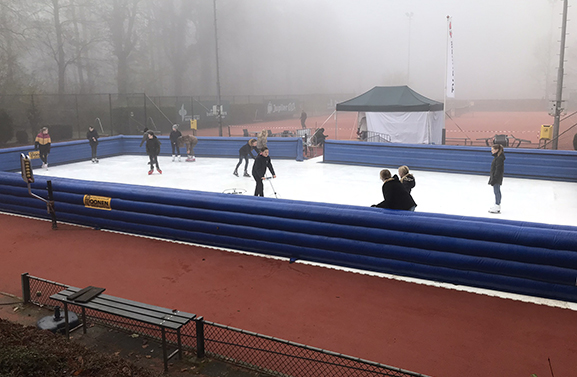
top-left (105, 0), bottom-right (142, 94)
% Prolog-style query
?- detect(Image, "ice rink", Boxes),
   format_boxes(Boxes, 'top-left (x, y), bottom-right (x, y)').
top-left (34, 154), bottom-right (577, 227)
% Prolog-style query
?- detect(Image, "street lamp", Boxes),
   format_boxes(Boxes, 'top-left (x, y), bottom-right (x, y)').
top-left (213, 0), bottom-right (223, 136)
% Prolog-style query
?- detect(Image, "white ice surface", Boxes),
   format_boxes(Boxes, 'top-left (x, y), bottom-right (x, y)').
top-left (34, 155), bottom-right (577, 227)
top-left (28, 155), bottom-right (577, 310)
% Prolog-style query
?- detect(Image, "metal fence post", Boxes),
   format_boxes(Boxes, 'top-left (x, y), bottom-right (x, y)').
top-left (21, 273), bottom-right (30, 304)
top-left (195, 316), bottom-right (205, 358)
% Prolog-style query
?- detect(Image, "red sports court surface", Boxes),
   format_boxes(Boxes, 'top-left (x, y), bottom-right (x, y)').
top-left (224, 111), bottom-right (575, 150)
top-left (1, 213), bottom-right (576, 377)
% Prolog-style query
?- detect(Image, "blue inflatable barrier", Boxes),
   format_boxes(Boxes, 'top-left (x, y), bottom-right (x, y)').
top-left (1, 136), bottom-right (577, 303)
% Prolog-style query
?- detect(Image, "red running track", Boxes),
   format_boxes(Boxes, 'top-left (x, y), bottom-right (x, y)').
top-left (1, 213), bottom-right (576, 377)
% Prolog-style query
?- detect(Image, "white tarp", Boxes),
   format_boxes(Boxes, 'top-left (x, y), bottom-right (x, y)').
top-left (366, 110), bottom-right (444, 144)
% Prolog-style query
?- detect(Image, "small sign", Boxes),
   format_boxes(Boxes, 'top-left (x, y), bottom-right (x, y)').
top-left (190, 119), bottom-right (197, 130)
top-left (28, 151), bottom-right (40, 159)
top-left (83, 195), bottom-right (112, 211)
top-left (20, 154), bottom-right (34, 183)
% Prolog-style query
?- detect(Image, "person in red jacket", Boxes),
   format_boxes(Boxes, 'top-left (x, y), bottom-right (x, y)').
top-left (34, 127), bottom-right (51, 170)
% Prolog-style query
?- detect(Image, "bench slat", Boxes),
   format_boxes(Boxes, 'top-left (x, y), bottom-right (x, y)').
top-left (50, 290), bottom-right (195, 330)
top-left (60, 287), bottom-right (195, 320)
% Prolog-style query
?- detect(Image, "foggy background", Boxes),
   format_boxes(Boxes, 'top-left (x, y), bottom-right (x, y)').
top-left (0, 0), bottom-right (574, 101)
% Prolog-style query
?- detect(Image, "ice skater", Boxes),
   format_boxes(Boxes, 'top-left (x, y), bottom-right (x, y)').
top-left (256, 130), bottom-right (267, 152)
top-left (252, 147), bottom-right (276, 197)
top-left (87, 126), bottom-right (99, 163)
top-left (34, 127), bottom-right (51, 170)
top-left (177, 134), bottom-right (198, 161)
top-left (488, 143), bottom-right (505, 213)
top-left (145, 131), bottom-right (162, 175)
top-left (233, 138), bottom-right (257, 177)
top-left (169, 124), bottom-right (182, 161)
top-left (398, 165), bottom-right (415, 193)
top-left (372, 169), bottom-right (416, 211)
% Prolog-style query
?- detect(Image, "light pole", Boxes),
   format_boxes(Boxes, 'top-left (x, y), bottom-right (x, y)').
top-left (552, 0), bottom-right (568, 150)
top-left (406, 12), bottom-right (413, 85)
top-left (213, 0), bottom-right (223, 136)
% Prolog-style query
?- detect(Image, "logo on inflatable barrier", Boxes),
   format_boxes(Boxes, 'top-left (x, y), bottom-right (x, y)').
top-left (83, 195), bottom-right (111, 211)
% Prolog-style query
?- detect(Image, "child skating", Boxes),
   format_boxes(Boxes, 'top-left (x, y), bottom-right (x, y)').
top-left (234, 138), bottom-right (257, 177)
top-left (252, 147), bottom-right (276, 196)
top-left (177, 135), bottom-right (198, 161)
top-left (145, 131), bottom-right (162, 175)
top-left (34, 127), bottom-right (51, 170)
top-left (169, 124), bottom-right (182, 161)
top-left (87, 126), bottom-right (99, 163)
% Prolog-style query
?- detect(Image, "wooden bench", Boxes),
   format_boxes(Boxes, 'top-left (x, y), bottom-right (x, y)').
top-left (50, 286), bottom-right (196, 372)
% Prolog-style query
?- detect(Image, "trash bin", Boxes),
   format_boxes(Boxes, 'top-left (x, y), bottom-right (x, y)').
top-left (540, 124), bottom-right (553, 140)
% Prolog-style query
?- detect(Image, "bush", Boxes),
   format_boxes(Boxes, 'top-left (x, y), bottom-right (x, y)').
top-left (0, 109), bottom-right (14, 144)
top-left (45, 124), bottom-right (73, 142)
top-left (16, 130), bottom-right (29, 144)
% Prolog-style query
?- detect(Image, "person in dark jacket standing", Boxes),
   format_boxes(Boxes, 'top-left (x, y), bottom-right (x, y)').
top-left (87, 126), bottom-right (99, 163)
top-left (398, 165), bottom-right (415, 193)
top-left (169, 124), bottom-right (182, 162)
top-left (372, 169), bottom-right (417, 211)
top-left (234, 138), bottom-right (257, 177)
top-left (252, 147), bottom-right (276, 196)
top-left (34, 127), bottom-right (51, 170)
top-left (488, 143), bottom-right (505, 213)
top-left (300, 110), bottom-right (307, 129)
top-left (145, 131), bottom-right (162, 175)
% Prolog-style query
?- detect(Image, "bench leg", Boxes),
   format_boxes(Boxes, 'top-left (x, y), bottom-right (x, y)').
top-left (161, 327), bottom-right (168, 372)
top-left (177, 329), bottom-right (182, 360)
top-left (63, 302), bottom-right (70, 340)
top-left (82, 307), bottom-right (87, 334)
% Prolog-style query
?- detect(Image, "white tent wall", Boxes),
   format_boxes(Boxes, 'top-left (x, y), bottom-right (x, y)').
top-left (366, 110), bottom-right (443, 144)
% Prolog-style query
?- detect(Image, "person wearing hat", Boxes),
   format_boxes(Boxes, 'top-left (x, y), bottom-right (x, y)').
top-left (169, 124), bottom-right (182, 162)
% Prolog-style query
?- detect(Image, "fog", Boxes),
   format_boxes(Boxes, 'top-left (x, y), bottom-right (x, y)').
top-left (1, 0), bottom-right (574, 100)
top-left (218, 0), bottom-right (572, 100)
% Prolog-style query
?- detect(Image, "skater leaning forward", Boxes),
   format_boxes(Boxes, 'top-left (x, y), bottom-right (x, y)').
top-left (252, 147), bottom-right (276, 197)
top-left (34, 127), bottom-right (51, 170)
top-left (87, 126), bottom-right (99, 163)
top-left (169, 124), bottom-right (182, 161)
top-left (234, 138), bottom-right (257, 177)
top-left (145, 131), bottom-right (162, 175)
top-left (488, 143), bottom-right (505, 214)
top-left (177, 135), bottom-right (198, 161)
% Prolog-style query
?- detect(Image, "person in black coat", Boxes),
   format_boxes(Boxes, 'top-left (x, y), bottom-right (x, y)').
top-left (145, 131), bottom-right (162, 175)
top-left (373, 169), bottom-right (417, 211)
top-left (87, 126), bottom-right (99, 163)
top-left (234, 138), bottom-right (257, 177)
top-left (252, 147), bottom-right (276, 196)
top-left (169, 124), bottom-right (182, 161)
top-left (488, 143), bottom-right (505, 213)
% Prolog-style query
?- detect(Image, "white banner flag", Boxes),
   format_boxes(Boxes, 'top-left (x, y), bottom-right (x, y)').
top-left (446, 16), bottom-right (455, 98)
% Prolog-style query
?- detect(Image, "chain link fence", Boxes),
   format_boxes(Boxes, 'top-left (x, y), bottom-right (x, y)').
top-left (0, 93), bottom-right (351, 145)
top-left (21, 273), bottom-right (430, 377)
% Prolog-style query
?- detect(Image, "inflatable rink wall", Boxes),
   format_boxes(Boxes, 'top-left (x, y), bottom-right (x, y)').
top-left (1, 136), bottom-right (577, 303)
